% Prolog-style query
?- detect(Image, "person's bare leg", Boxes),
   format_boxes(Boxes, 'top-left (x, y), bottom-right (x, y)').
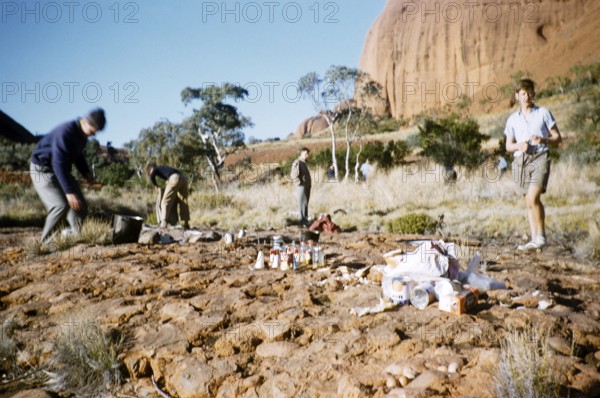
top-left (525, 185), bottom-right (545, 242)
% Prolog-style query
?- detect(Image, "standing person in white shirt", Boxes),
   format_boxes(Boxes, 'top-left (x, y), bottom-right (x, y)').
top-left (504, 79), bottom-right (562, 251)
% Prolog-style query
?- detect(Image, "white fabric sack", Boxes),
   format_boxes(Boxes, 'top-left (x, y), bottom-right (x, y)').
top-left (383, 240), bottom-right (453, 278)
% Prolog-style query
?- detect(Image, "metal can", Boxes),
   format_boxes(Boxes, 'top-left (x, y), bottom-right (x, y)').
top-left (434, 279), bottom-right (462, 300)
top-left (389, 276), bottom-right (412, 305)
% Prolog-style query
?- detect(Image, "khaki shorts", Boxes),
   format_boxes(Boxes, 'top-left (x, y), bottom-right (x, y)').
top-left (512, 151), bottom-right (551, 196)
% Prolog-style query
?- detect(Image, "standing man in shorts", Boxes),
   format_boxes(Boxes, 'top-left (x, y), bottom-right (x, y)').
top-left (504, 79), bottom-right (562, 251)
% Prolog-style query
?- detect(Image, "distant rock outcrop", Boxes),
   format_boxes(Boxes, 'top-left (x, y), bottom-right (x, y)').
top-left (359, 0), bottom-right (600, 118)
top-left (0, 110), bottom-right (39, 143)
top-left (293, 114), bottom-right (329, 139)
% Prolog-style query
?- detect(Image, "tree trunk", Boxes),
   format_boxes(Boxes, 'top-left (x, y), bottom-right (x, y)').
top-left (354, 143), bottom-right (363, 183)
top-left (206, 156), bottom-right (220, 192)
top-left (343, 106), bottom-right (353, 182)
top-left (325, 115), bottom-right (338, 181)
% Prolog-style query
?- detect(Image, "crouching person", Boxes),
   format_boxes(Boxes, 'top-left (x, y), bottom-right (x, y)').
top-left (146, 162), bottom-right (190, 229)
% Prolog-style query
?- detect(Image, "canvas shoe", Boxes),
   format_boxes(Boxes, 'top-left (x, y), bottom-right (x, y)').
top-left (61, 228), bottom-right (81, 240)
top-left (517, 236), bottom-right (546, 252)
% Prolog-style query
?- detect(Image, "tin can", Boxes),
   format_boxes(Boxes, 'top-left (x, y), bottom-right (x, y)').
top-left (438, 288), bottom-right (479, 315)
top-left (389, 276), bottom-right (412, 305)
top-left (410, 282), bottom-right (435, 309)
top-left (434, 279), bottom-right (462, 300)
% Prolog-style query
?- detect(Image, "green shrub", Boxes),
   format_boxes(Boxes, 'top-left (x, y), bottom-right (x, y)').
top-left (567, 87), bottom-right (600, 130)
top-left (0, 139), bottom-right (35, 170)
top-left (385, 213), bottom-right (437, 234)
top-left (373, 115), bottom-right (407, 134)
top-left (289, 139), bottom-right (410, 179)
top-left (417, 113), bottom-right (488, 170)
top-left (97, 162), bottom-right (133, 186)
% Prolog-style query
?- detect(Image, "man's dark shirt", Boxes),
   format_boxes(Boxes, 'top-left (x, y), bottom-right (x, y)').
top-left (31, 119), bottom-right (90, 194)
top-left (150, 165), bottom-right (181, 187)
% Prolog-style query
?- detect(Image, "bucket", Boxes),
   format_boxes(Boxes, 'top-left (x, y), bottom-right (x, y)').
top-left (112, 214), bottom-right (144, 244)
top-left (300, 230), bottom-right (320, 242)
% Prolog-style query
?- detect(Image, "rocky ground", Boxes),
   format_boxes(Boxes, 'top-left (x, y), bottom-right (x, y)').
top-left (1, 227), bottom-right (599, 398)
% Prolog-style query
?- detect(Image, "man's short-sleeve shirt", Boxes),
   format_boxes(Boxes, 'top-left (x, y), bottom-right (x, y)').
top-left (504, 105), bottom-right (556, 156)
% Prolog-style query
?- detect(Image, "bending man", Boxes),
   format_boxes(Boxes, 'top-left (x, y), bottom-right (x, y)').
top-left (146, 163), bottom-right (190, 229)
top-left (30, 108), bottom-right (106, 243)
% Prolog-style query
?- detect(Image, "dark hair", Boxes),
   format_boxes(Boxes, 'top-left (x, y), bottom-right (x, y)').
top-left (509, 78), bottom-right (536, 107)
top-left (86, 108), bottom-right (106, 130)
top-left (145, 161), bottom-right (156, 177)
top-left (300, 147), bottom-right (310, 155)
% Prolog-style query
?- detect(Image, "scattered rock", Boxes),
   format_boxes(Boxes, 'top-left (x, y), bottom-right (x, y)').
top-left (166, 358), bottom-right (214, 398)
top-left (337, 373), bottom-right (362, 398)
top-left (187, 230), bottom-right (222, 243)
top-left (405, 370), bottom-right (446, 394)
top-left (258, 373), bottom-right (298, 398)
top-left (448, 362), bottom-right (460, 373)
top-left (367, 324), bottom-right (401, 351)
top-left (547, 336), bottom-right (572, 356)
top-left (159, 301), bottom-right (196, 323)
top-left (8, 391), bottom-right (54, 398)
top-left (570, 363), bottom-right (600, 397)
top-left (384, 388), bottom-right (407, 398)
top-left (138, 230), bottom-right (160, 244)
top-left (255, 341), bottom-right (299, 358)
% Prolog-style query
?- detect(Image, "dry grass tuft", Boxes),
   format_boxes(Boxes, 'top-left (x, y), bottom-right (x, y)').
top-left (494, 328), bottom-right (563, 398)
top-left (576, 219), bottom-right (600, 262)
top-left (47, 320), bottom-right (127, 397)
top-left (0, 320), bottom-right (18, 379)
top-left (80, 217), bottom-right (113, 245)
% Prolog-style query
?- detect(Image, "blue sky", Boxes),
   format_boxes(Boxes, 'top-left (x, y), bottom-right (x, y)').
top-left (1, 0), bottom-right (386, 147)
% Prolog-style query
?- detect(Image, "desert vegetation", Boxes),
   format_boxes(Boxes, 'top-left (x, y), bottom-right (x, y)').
top-left (0, 65), bottom-right (599, 397)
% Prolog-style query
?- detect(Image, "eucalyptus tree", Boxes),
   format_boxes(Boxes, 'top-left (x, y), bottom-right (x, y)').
top-left (299, 66), bottom-right (385, 182)
top-left (181, 83), bottom-right (252, 191)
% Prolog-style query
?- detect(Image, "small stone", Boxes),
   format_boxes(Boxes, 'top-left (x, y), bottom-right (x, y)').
top-left (138, 230), bottom-right (160, 244)
top-left (399, 376), bottom-right (409, 387)
top-left (448, 362), bottom-right (459, 374)
top-left (547, 337), bottom-right (572, 356)
top-left (255, 341), bottom-right (299, 358)
top-left (384, 388), bottom-right (407, 398)
top-left (384, 364), bottom-right (402, 376)
top-left (386, 376), bottom-right (398, 388)
top-left (402, 367), bottom-right (417, 380)
top-left (538, 299), bottom-right (553, 310)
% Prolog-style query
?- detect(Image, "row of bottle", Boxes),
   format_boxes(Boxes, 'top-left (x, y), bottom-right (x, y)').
top-left (268, 239), bottom-right (325, 270)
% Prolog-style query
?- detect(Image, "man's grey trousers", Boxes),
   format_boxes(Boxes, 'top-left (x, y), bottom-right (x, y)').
top-left (30, 162), bottom-right (87, 243)
top-left (296, 185), bottom-right (311, 223)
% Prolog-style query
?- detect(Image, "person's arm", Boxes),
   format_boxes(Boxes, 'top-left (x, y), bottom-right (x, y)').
top-left (149, 168), bottom-right (159, 187)
top-left (505, 135), bottom-right (528, 154)
top-left (290, 160), bottom-right (300, 185)
top-left (531, 125), bottom-right (561, 147)
top-left (51, 125), bottom-right (80, 195)
top-left (74, 154), bottom-right (93, 183)
top-left (51, 126), bottom-right (85, 211)
top-left (504, 115), bottom-right (529, 154)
